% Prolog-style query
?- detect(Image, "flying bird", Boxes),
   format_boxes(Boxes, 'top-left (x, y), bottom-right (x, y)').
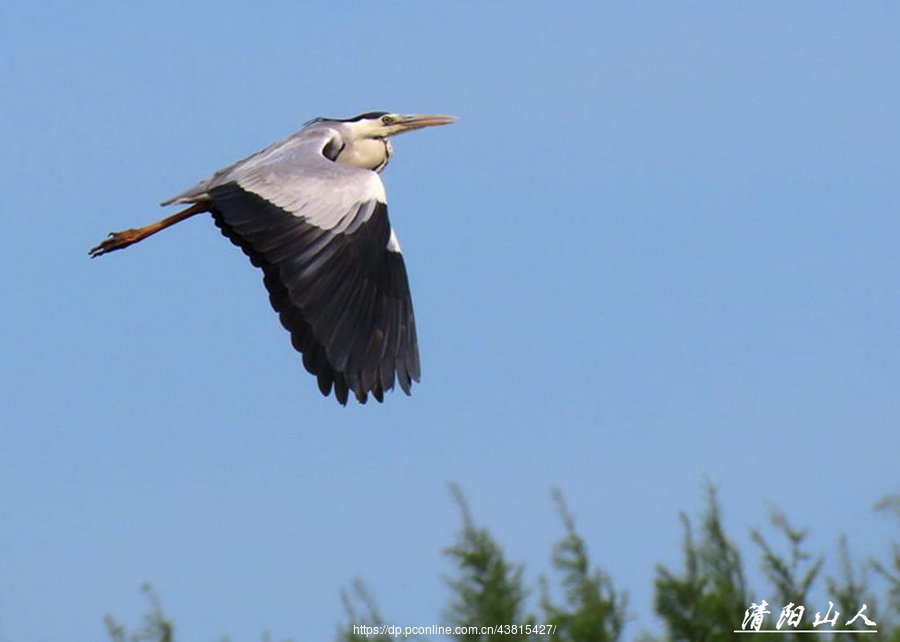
top-left (89, 111), bottom-right (457, 405)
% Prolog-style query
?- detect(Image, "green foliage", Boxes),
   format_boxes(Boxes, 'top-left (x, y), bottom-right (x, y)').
top-left (653, 485), bottom-right (748, 642)
top-left (336, 578), bottom-right (396, 642)
top-left (873, 496), bottom-right (900, 608)
top-left (539, 488), bottom-right (627, 642)
top-left (823, 536), bottom-right (877, 641)
top-left (107, 486), bottom-right (898, 642)
top-left (743, 507), bottom-right (879, 642)
top-left (748, 507), bottom-right (824, 637)
top-left (105, 584), bottom-right (174, 642)
top-left (442, 482), bottom-right (533, 641)
top-left (105, 583), bottom-right (289, 642)
top-left (750, 508), bottom-right (824, 613)
top-left (872, 495), bottom-right (900, 642)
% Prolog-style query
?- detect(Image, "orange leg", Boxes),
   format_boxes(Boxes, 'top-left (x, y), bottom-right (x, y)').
top-left (89, 202), bottom-right (210, 258)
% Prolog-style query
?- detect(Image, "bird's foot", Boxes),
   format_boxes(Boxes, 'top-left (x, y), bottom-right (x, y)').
top-left (89, 229), bottom-right (142, 258)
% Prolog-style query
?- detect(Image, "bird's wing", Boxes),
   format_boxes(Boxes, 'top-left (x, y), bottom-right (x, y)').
top-left (166, 129), bottom-right (420, 405)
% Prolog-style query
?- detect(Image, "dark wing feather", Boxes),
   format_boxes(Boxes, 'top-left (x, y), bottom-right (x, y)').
top-left (208, 182), bottom-right (419, 405)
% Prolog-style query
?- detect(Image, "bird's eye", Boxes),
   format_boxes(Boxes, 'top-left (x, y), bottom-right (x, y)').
top-left (381, 115), bottom-right (395, 125)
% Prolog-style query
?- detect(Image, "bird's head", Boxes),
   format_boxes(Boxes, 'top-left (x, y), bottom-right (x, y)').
top-left (325, 112), bottom-right (458, 140)
top-left (309, 111), bottom-right (456, 172)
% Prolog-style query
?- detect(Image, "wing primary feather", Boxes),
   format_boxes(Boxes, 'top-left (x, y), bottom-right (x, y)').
top-left (207, 181), bottom-right (418, 405)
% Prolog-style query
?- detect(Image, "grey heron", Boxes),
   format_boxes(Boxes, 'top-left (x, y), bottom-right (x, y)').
top-left (89, 111), bottom-right (457, 405)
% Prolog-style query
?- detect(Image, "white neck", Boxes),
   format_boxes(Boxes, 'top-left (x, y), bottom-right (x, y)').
top-left (336, 138), bottom-right (393, 173)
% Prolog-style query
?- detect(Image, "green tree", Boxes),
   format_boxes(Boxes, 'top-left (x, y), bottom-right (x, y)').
top-left (871, 495), bottom-right (900, 642)
top-left (748, 507), bottom-right (823, 636)
top-left (652, 485), bottom-right (748, 642)
top-left (442, 483), bottom-right (533, 641)
top-left (336, 578), bottom-right (395, 642)
top-left (539, 488), bottom-right (627, 642)
top-left (108, 485), bottom-right (897, 642)
top-left (105, 584), bottom-right (174, 642)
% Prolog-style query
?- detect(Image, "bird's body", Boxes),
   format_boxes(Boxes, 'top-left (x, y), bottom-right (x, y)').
top-left (90, 111), bottom-right (456, 405)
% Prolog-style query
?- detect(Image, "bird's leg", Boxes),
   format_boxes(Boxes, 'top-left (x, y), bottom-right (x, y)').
top-left (89, 202), bottom-right (210, 258)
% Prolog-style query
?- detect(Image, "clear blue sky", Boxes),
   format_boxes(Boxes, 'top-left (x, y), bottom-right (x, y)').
top-left (2, 2), bottom-right (898, 641)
